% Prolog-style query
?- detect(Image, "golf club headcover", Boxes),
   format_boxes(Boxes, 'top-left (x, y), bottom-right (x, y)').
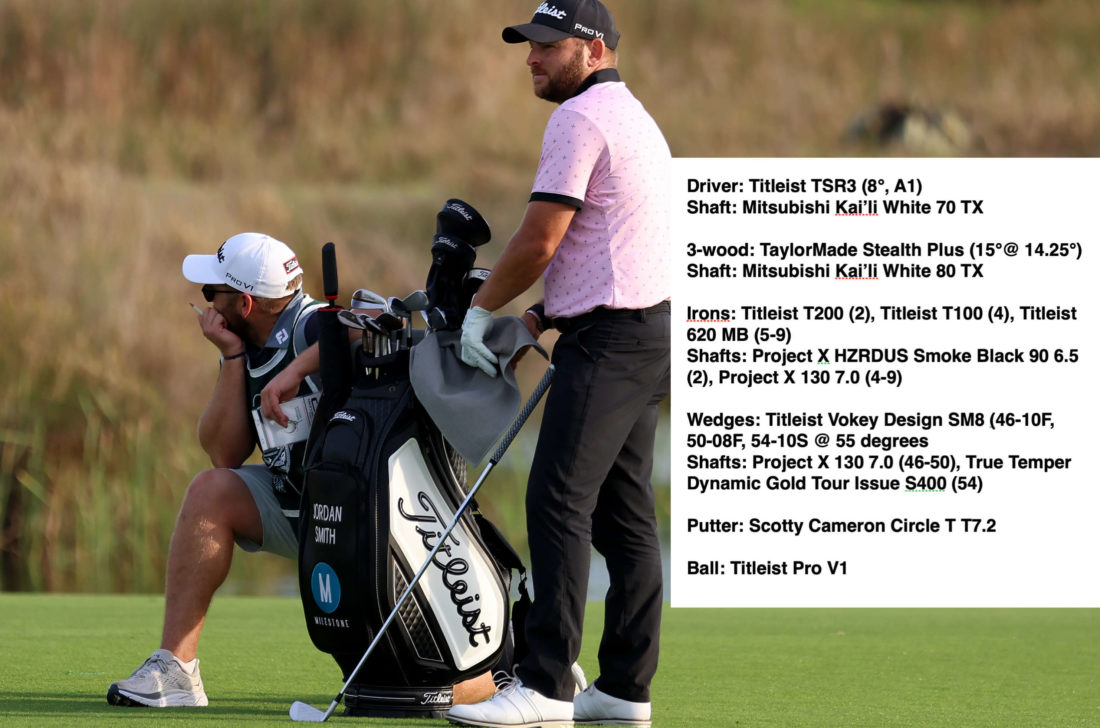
top-left (425, 199), bottom-right (492, 331)
top-left (436, 199), bottom-right (491, 248)
top-left (463, 268), bottom-right (491, 307)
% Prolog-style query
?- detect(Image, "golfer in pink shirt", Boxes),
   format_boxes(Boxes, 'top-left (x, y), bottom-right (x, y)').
top-left (454, 2), bottom-right (670, 726)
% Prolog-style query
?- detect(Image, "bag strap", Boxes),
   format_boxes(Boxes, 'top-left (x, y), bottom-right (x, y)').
top-left (293, 298), bottom-right (325, 393)
top-left (473, 511), bottom-right (532, 671)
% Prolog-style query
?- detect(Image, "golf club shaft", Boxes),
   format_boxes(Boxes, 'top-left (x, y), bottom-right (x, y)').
top-left (320, 364), bottom-right (554, 716)
top-left (489, 364), bottom-right (554, 464)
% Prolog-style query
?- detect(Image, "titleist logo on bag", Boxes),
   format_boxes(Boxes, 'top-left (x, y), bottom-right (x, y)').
top-left (420, 691), bottom-right (452, 706)
top-left (399, 492), bottom-right (492, 646)
top-left (388, 439), bottom-right (507, 670)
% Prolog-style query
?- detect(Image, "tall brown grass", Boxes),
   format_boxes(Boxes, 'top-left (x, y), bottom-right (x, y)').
top-left (1, 0), bottom-right (1096, 593)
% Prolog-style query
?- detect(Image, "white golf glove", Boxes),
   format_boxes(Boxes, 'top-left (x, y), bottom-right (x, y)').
top-left (460, 306), bottom-right (498, 378)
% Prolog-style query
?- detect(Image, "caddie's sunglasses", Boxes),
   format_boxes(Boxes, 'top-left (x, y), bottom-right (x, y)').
top-left (201, 285), bottom-right (242, 302)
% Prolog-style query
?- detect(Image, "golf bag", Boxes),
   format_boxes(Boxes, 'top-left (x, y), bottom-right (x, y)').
top-left (298, 233), bottom-right (527, 718)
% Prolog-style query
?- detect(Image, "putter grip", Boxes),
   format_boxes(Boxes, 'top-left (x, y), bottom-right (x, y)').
top-left (322, 242), bottom-right (338, 299)
top-left (490, 365), bottom-right (555, 464)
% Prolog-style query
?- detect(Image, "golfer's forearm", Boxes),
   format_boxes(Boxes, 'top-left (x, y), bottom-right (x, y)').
top-left (473, 200), bottom-right (572, 312)
top-left (198, 358), bottom-right (255, 467)
top-left (473, 240), bottom-right (554, 312)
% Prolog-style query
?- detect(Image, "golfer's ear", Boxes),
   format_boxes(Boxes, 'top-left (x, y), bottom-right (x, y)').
top-left (584, 38), bottom-right (605, 66)
top-left (239, 293), bottom-right (254, 317)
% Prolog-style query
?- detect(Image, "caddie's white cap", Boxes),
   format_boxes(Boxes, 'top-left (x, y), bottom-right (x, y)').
top-left (182, 232), bottom-right (303, 298)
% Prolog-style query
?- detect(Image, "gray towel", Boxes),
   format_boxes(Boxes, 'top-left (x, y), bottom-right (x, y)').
top-left (409, 315), bottom-right (546, 464)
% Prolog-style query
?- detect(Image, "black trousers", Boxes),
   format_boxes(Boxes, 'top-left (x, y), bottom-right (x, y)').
top-left (515, 303), bottom-right (670, 703)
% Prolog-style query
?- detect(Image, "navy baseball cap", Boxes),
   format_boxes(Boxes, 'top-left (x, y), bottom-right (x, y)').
top-left (503, 0), bottom-right (620, 50)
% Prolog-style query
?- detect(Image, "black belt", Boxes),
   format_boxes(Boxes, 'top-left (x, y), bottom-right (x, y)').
top-left (552, 300), bottom-right (670, 334)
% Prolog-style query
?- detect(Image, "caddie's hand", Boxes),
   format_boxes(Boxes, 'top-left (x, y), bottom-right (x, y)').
top-left (460, 306), bottom-right (498, 378)
top-left (197, 306), bottom-right (245, 359)
top-left (260, 365), bottom-right (303, 428)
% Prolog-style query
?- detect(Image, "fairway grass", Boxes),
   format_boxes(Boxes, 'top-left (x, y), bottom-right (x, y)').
top-left (0, 595), bottom-right (1095, 727)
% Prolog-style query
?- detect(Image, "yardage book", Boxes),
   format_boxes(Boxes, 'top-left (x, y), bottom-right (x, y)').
top-left (252, 393), bottom-right (321, 451)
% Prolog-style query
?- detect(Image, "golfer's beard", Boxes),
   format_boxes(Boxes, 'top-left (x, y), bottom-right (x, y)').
top-left (536, 48), bottom-right (587, 104)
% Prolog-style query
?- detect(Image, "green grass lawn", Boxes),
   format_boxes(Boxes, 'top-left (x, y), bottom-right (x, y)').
top-left (0, 595), bottom-right (1096, 726)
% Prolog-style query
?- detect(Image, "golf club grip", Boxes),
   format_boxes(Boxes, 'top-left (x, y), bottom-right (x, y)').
top-left (490, 364), bottom-right (555, 465)
top-left (322, 242), bottom-right (338, 299)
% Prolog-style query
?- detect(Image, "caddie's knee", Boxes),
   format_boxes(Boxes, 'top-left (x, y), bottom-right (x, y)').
top-left (179, 469), bottom-right (252, 523)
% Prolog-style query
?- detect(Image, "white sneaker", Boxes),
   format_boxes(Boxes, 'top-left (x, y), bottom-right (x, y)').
top-left (573, 683), bottom-right (651, 727)
top-left (107, 649), bottom-right (209, 707)
top-left (447, 676), bottom-right (573, 728)
top-left (571, 662), bottom-right (588, 696)
top-left (494, 662), bottom-right (586, 696)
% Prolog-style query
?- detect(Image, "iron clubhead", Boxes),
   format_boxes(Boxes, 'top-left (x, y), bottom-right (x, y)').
top-left (289, 699), bottom-right (332, 722)
top-left (374, 311), bottom-right (404, 333)
top-left (400, 289), bottom-right (430, 312)
top-left (337, 310), bottom-right (368, 330)
top-left (350, 288), bottom-right (389, 311)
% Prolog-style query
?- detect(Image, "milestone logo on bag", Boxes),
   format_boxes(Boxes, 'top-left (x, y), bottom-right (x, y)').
top-left (535, 3), bottom-right (567, 20)
top-left (311, 562), bottom-right (342, 614)
top-left (397, 492), bottom-right (493, 647)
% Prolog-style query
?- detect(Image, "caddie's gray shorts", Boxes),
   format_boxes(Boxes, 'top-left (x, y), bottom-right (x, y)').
top-left (232, 465), bottom-right (299, 559)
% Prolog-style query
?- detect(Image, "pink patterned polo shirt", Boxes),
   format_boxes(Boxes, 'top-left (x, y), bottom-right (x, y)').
top-left (530, 74), bottom-right (671, 318)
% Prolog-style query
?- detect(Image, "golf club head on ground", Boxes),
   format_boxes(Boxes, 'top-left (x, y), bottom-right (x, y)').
top-left (289, 699), bottom-right (336, 722)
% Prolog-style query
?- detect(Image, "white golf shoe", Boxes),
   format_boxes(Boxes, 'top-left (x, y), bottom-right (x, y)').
top-left (571, 661), bottom-right (588, 695)
top-left (447, 675), bottom-right (574, 728)
top-left (107, 649), bottom-right (208, 707)
top-left (573, 683), bottom-right (651, 727)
